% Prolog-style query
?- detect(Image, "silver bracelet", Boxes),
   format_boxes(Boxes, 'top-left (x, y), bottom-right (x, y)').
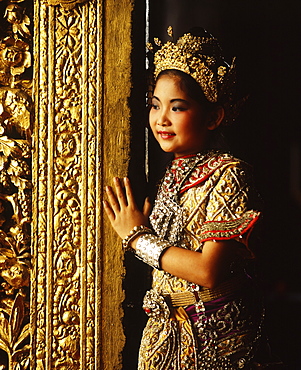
top-left (122, 225), bottom-right (153, 251)
top-left (135, 234), bottom-right (170, 270)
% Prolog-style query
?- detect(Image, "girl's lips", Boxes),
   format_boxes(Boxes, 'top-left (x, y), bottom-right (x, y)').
top-left (158, 131), bottom-right (175, 139)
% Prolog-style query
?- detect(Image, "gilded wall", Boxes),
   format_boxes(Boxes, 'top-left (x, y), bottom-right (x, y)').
top-left (0, 0), bottom-right (134, 368)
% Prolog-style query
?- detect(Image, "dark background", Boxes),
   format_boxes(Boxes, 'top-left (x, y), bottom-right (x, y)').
top-left (124, 1), bottom-right (301, 369)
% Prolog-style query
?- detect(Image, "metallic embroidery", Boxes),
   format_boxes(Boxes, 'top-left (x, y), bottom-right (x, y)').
top-left (198, 210), bottom-right (260, 243)
top-left (139, 291), bottom-right (198, 370)
top-left (193, 298), bottom-right (264, 369)
top-left (139, 152), bottom-right (263, 369)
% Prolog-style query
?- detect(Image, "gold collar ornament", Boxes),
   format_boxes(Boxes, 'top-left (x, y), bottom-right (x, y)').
top-left (147, 27), bottom-right (242, 124)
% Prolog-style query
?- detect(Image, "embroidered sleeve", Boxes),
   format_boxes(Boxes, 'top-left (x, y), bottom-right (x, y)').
top-left (185, 162), bottom-right (261, 250)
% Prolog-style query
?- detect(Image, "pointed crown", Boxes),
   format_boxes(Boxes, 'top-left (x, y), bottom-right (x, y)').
top-left (147, 27), bottom-right (241, 124)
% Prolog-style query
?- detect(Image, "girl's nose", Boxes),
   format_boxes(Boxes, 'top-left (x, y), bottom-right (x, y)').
top-left (157, 111), bottom-right (170, 126)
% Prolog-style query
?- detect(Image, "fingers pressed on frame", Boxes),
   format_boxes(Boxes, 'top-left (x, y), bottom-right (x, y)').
top-left (105, 185), bottom-right (121, 213)
top-left (123, 177), bottom-right (136, 206)
top-left (113, 177), bottom-right (128, 206)
top-left (102, 200), bottom-right (115, 221)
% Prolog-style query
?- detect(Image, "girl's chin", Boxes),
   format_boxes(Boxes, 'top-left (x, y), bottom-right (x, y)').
top-left (159, 145), bottom-right (175, 153)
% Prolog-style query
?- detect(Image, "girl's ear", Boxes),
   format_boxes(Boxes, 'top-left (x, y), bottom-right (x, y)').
top-left (207, 106), bottom-right (225, 131)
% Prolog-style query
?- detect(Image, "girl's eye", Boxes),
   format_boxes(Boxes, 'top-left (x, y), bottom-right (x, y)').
top-left (150, 103), bottom-right (159, 110)
top-left (172, 106), bottom-right (186, 112)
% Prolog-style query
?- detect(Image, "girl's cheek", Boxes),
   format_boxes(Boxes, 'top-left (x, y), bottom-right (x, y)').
top-left (149, 112), bottom-right (156, 127)
top-left (148, 118), bottom-right (156, 133)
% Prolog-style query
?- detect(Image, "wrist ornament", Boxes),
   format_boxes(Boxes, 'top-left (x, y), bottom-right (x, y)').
top-left (122, 225), bottom-right (154, 251)
top-left (135, 234), bottom-right (170, 270)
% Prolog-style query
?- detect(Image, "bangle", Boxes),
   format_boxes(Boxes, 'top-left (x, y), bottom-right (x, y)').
top-left (122, 225), bottom-right (154, 251)
top-left (135, 234), bottom-right (170, 270)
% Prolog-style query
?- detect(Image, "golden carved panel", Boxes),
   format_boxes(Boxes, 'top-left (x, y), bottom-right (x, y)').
top-left (28, 0), bottom-right (132, 369)
top-left (0, 0), bottom-right (134, 366)
top-left (31, 0), bottom-right (134, 368)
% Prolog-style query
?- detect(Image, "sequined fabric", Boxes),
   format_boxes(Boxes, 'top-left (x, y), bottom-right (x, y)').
top-left (138, 151), bottom-right (264, 369)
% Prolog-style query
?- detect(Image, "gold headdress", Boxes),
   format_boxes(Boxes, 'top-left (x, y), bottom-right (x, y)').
top-left (147, 27), bottom-right (241, 124)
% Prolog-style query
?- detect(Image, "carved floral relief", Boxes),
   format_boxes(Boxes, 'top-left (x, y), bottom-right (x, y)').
top-left (0, 0), bottom-right (131, 367)
top-left (32, 0), bottom-right (104, 366)
top-left (0, 0), bottom-right (32, 367)
top-left (52, 6), bottom-right (82, 369)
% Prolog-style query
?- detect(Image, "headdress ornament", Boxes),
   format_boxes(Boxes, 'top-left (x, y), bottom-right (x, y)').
top-left (147, 27), bottom-right (242, 124)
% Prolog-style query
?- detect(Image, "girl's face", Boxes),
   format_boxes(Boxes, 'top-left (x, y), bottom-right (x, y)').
top-left (149, 75), bottom-right (212, 158)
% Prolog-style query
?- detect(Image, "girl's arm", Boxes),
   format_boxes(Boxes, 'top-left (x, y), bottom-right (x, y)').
top-left (158, 241), bottom-right (241, 289)
top-left (104, 177), bottom-right (243, 289)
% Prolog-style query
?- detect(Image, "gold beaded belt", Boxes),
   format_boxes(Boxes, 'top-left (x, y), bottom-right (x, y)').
top-left (166, 276), bottom-right (246, 307)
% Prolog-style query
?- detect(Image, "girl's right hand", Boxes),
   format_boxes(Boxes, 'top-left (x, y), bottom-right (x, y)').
top-left (103, 177), bottom-right (152, 241)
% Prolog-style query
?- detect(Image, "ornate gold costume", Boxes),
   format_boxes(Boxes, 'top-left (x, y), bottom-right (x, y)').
top-left (138, 151), bottom-right (263, 370)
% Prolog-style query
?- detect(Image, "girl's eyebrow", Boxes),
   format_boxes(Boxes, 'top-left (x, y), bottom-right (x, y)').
top-left (170, 98), bottom-right (189, 104)
top-left (152, 96), bottom-right (189, 104)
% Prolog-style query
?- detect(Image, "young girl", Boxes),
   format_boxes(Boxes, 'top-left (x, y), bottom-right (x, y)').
top-left (104, 28), bottom-right (269, 369)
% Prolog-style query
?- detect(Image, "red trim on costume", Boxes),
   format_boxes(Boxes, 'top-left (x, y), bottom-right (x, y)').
top-left (175, 154), bottom-right (198, 159)
top-left (199, 212), bottom-right (260, 243)
top-left (179, 155), bottom-right (237, 193)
